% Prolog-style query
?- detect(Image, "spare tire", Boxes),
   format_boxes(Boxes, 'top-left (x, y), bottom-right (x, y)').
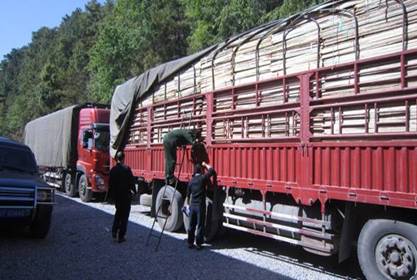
top-left (139, 193), bottom-right (153, 207)
top-left (155, 185), bottom-right (183, 232)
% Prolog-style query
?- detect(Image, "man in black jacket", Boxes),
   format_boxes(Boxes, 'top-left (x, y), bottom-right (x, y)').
top-left (185, 161), bottom-right (215, 249)
top-left (108, 151), bottom-right (136, 243)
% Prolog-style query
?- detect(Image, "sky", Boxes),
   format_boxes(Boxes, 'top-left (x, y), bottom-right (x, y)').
top-left (0, 0), bottom-right (103, 60)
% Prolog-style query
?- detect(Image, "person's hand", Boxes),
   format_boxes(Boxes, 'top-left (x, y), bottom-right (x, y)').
top-left (202, 161), bottom-right (207, 167)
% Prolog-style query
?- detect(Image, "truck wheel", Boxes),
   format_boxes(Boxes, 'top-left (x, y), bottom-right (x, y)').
top-left (183, 210), bottom-right (190, 232)
top-left (139, 193), bottom-right (153, 207)
top-left (64, 172), bottom-right (77, 197)
top-left (358, 219), bottom-right (417, 280)
top-left (78, 174), bottom-right (92, 202)
top-left (183, 198), bottom-right (222, 240)
top-left (204, 199), bottom-right (217, 242)
top-left (30, 205), bottom-right (52, 238)
top-left (205, 187), bottom-right (225, 242)
top-left (155, 185), bottom-right (183, 232)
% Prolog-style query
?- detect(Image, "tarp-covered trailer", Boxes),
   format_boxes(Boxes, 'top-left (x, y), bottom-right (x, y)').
top-left (110, 1), bottom-right (417, 278)
top-left (25, 104), bottom-right (111, 202)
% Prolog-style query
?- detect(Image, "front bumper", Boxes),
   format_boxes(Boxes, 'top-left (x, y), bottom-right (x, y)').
top-left (0, 185), bottom-right (54, 222)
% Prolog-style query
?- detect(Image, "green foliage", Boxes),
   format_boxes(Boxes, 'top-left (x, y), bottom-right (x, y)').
top-left (0, 0), bottom-right (324, 139)
top-left (89, 0), bottom-right (189, 103)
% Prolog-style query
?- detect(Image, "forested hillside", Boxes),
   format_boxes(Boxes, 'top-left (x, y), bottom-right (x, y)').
top-left (0, 0), bottom-right (324, 139)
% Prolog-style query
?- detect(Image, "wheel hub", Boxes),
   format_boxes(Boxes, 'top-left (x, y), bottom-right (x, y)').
top-left (161, 198), bottom-right (172, 217)
top-left (376, 234), bottom-right (416, 279)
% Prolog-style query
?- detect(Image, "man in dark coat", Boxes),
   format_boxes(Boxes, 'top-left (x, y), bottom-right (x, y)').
top-left (163, 128), bottom-right (202, 185)
top-left (108, 151), bottom-right (136, 243)
top-left (185, 161), bottom-right (215, 249)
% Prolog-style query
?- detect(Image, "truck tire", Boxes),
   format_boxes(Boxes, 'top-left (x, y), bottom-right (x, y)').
top-left (155, 185), bottom-right (183, 232)
top-left (358, 219), bottom-right (417, 280)
top-left (183, 210), bottom-right (190, 232)
top-left (64, 172), bottom-right (77, 197)
top-left (183, 197), bottom-right (223, 240)
top-left (139, 193), bottom-right (152, 207)
top-left (30, 205), bottom-right (52, 238)
top-left (78, 174), bottom-right (92, 202)
top-left (204, 199), bottom-right (217, 242)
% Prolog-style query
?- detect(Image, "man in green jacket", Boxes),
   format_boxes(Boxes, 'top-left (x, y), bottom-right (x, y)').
top-left (163, 128), bottom-right (202, 185)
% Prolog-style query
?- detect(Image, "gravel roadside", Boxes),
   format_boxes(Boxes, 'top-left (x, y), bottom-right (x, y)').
top-left (0, 194), bottom-right (363, 280)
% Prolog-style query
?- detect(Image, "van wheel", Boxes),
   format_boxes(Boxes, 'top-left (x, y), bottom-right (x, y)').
top-left (78, 174), bottom-right (92, 202)
top-left (155, 185), bottom-right (183, 232)
top-left (64, 172), bottom-right (77, 197)
top-left (358, 219), bottom-right (417, 280)
top-left (30, 205), bottom-right (52, 238)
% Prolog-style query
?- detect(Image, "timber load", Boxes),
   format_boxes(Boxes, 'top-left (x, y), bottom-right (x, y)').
top-left (117, 0), bottom-right (417, 148)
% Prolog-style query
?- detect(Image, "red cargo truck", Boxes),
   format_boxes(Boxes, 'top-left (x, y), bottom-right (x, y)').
top-left (25, 104), bottom-right (110, 202)
top-left (110, 1), bottom-right (417, 279)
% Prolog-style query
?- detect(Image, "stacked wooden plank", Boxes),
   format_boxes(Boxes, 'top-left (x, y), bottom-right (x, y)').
top-left (128, 0), bottom-right (417, 145)
top-left (311, 101), bottom-right (417, 136)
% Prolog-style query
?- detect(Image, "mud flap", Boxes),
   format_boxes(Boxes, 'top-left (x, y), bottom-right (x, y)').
top-left (338, 202), bottom-right (356, 263)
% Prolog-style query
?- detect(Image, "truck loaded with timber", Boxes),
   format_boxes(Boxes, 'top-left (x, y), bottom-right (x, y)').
top-left (25, 104), bottom-right (110, 202)
top-left (110, 1), bottom-right (417, 279)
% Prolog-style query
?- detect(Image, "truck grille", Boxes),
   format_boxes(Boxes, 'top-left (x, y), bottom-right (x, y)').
top-left (0, 186), bottom-right (36, 208)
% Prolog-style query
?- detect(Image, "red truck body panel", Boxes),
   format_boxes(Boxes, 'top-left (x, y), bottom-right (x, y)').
top-left (125, 48), bottom-right (417, 211)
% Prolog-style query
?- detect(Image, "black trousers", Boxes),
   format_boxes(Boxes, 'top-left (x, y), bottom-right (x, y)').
top-left (163, 140), bottom-right (177, 182)
top-left (187, 204), bottom-right (206, 246)
top-left (112, 201), bottom-right (131, 239)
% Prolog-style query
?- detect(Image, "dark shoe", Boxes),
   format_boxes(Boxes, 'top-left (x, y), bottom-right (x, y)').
top-left (195, 244), bottom-right (203, 250)
top-left (188, 243), bottom-right (194, 249)
top-left (118, 237), bottom-right (126, 243)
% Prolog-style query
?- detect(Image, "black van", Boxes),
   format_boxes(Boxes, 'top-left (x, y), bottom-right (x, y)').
top-left (0, 137), bottom-right (54, 238)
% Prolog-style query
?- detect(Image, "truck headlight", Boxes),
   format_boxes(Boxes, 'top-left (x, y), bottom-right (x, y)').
top-left (37, 188), bottom-right (53, 202)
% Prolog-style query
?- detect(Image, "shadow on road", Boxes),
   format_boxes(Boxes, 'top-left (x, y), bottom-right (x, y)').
top-left (0, 196), bottom-right (295, 280)
top-left (211, 229), bottom-right (364, 280)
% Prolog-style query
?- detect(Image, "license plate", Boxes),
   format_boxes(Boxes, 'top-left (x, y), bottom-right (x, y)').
top-left (0, 208), bottom-right (32, 218)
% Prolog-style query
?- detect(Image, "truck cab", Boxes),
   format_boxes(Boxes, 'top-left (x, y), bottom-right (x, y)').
top-left (76, 107), bottom-right (110, 202)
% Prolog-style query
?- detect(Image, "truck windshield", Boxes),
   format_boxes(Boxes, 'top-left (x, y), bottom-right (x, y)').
top-left (0, 147), bottom-right (37, 174)
top-left (94, 128), bottom-right (109, 151)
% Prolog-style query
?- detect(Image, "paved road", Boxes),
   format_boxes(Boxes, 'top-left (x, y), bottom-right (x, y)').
top-left (0, 194), bottom-right (364, 280)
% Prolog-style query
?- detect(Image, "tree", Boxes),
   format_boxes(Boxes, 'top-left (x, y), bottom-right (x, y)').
top-left (0, 0), bottom-right (326, 139)
top-left (88, 0), bottom-right (188, 103)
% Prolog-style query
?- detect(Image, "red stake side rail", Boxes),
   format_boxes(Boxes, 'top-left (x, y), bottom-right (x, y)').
top-left (125, 47), bottom-right (417, 211)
